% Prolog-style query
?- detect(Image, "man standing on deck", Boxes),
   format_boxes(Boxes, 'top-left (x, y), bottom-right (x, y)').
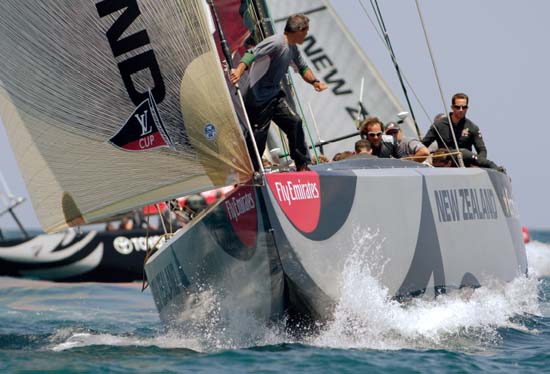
top-left (230, 14), bottom-right (328, 172)
top-left (422, 93), bottom-right (500, 169)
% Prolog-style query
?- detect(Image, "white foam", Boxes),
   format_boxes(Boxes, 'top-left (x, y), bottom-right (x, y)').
top-left (49, 328), bottom-right (205, 352)
top-left (526, 241), bottom-right (550, 277)
top-left (310, 229), bottom-right (542, 351)
top-left (48, 313), bottom-right (291, 353)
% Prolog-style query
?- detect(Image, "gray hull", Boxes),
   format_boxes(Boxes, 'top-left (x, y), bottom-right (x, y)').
top-left (145, 160), bottom-right (527, 325)
top-left (145, 185), bottom-right (285, 325)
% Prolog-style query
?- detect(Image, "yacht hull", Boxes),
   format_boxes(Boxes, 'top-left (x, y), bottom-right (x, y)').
top-left (0, 229), bottom-right (164, 282)
top-left (145, 161), bottom-right (527, 325)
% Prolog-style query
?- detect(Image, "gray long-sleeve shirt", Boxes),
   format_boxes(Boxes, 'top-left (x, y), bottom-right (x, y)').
top-left (241, 34), bottom-right (309, 105)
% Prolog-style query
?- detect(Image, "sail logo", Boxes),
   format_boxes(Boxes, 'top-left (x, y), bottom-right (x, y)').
top-left (225, 193), bottom-right (255, 223)
top-left (301, 34), bottom-right (371, 123)
top-left (266, 173), bottom-right (321, 233)
top-left (223, 186), bottom-right (257, 248)
top-left (204, 123), bottom-right (217, 141)
top-left (96, 0), bottom-right (165, 106)
top-left (108, 90), bottom-right (173, 151)
top-left (136, 111), bottom-right (152, 136)
top-left (113, 235), bottom-right (165, 255)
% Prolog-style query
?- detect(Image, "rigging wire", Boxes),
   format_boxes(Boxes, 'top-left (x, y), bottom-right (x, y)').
top-left (364, 0), bottom-right (421, 137)
top-left (287, 73), bottom-right (321, 162)
top-left (357, 0), bottom-right (460, 166)
top-left (413, 0), bottom-right (464, 167)
top-left (247, 0), bottom-right (274, 41)
top-left (356, 0), bottom-right (432, 127)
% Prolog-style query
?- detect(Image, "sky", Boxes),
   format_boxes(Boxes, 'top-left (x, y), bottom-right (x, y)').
top-left (327, 0), bottom-right (550, 229)
top-left (1, 0), bottom-right (549, 230)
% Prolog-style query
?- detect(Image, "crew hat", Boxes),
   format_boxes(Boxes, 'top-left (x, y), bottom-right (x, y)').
top-left (385, 122), bottom-right (400, 134)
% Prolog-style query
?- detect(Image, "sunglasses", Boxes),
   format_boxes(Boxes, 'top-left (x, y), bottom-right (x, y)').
top-left (386, 130), bottom-right (399, 135)
top-left (367, 132), bottom-right (383, 137)
top-left (453, 105), bottom-right (468, 110)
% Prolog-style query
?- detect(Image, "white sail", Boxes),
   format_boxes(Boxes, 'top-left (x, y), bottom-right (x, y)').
top-left (268, 0), bottom-right (416, 159)
top-left (0, 0), bottom-right (253, 232)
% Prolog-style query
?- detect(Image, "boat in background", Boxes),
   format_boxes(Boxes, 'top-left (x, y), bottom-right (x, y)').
top-left (522, 226), bottom-right (530, 244)
top-left (0, 0), bottom-right (527, 328)
top-left (0, 228), bottom-right (163, 282)
top-left (0, 174), bottom-right (161, 282)
top-left (0, 177), bottom-right (231, 282)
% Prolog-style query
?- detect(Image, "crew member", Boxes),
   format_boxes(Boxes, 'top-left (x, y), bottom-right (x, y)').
top-left (422, 93), bottom-right (500, 169)
top-left (359, 117), bottom-right (399, 158)
top-left (230, 14), bottom-right (328, 171)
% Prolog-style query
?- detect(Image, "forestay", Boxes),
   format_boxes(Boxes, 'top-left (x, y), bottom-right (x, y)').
top-left (0, 0), bottom-right (252, 232)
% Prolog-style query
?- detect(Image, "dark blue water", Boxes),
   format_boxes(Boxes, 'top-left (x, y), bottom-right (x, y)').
top-left (1, 235), bottom-right (550, 373)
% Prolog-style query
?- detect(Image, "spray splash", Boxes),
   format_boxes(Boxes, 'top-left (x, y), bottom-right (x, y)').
top-left (49, 285), bottom-right (292, 353)
top-left (526, 241), bottom-right (550, 277)
top-left (49, 229), bottom-right (543, 353)
top-left (310, 227), bottom-right (541, 351)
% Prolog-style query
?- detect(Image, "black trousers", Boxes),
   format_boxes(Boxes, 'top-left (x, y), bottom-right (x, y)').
top-left (245, 90), bottom-right (310, 170)
top-left (460, 148), bottom-right (498, 169)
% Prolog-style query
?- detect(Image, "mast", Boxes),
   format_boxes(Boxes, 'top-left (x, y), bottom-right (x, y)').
top-left (250, 0), bottom-right (275, 38)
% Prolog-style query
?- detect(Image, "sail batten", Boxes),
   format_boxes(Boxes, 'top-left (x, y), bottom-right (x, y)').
top-left (0, 0), bottom-right (252, 232)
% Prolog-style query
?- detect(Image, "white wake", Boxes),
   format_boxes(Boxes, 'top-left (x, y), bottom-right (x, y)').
top-left (310, 229), bottom-right (541, 351)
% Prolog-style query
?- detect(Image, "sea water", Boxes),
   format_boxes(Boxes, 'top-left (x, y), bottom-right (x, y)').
top-left (1, 232), bottom-right (550, 373)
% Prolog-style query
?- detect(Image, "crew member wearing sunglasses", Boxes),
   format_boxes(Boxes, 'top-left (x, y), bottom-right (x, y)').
top-left (385, 122), bottom-right (430, 163)
top-left (421, 92), bottom-right (500, 170)
top-left (359, 117), bottom-right (399, 158)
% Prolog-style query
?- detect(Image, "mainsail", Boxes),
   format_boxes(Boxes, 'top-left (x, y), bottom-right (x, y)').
top-left (0, 1), bottom-right (252, 232)
top-left (268, 0), bottom-right (416, 158)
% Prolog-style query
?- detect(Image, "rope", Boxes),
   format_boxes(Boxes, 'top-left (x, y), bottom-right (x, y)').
top-left (401, 150), bottom-right (460, 161)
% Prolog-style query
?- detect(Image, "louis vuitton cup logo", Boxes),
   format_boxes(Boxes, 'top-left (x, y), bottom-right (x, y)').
top-left (108, 91), bottom-right (173, 152)
top-left (136, 110), bottom-right (152, 137)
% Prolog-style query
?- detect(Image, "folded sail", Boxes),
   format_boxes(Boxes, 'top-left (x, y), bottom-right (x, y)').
top-left (0, 0), bottom-right (252, 232)
top-left (268, 0), bottom-right (417, 158)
